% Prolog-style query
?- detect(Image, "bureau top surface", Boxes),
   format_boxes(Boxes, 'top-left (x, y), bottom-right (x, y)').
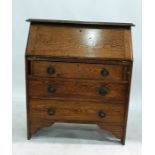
top-left (26, 19), bottom-right (134, 61)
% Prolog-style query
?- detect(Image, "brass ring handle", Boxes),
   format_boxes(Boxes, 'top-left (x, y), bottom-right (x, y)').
top-left (47, 66), bottom-right (55, 75)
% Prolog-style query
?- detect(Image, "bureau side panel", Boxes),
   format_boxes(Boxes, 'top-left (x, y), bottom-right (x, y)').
top-left (121, 62), bottom-right (133, 144)
top-left (25, 58), bottom-right (30, 139)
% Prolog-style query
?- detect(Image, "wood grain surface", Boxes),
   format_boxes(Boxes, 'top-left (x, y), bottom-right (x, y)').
top-left (31, 61), bottom-right (124, 81)
top-left (29, 98), bottom-right (125, 138)
top-left (28, 78), bottom-right (128, 102)
top-left (26, 24), bottom-right (133, 60)
top-left (29, 98), bottom-right (125, 124)
top-left (25, 19), bottom-right (133, 144)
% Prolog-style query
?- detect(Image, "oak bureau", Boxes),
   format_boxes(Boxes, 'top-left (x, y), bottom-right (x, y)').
top-left (25, 19), bottom-right (134, 144)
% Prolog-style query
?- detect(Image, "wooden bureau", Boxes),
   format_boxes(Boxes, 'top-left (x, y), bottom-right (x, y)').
top-left (25, 19), bottom-right (134, 145)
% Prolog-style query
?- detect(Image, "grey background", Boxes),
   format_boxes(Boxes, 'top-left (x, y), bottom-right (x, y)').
top-left (12, 0), bottom-right (141, 154)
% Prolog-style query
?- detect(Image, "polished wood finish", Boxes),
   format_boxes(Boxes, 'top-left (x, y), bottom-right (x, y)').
top-left (26, 24), bottom-right (133, 61)
top-left (25, 19), bottom-right (134, 145)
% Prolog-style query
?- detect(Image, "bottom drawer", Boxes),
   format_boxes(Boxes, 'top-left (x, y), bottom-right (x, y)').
top-left (29, 99), bottom-right (125, 125)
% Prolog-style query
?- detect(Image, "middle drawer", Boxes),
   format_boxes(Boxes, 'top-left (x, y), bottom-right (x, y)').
top-left (28, 78), bottom-right (127, 102)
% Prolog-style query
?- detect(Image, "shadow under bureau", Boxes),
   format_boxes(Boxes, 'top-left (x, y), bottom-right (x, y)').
top-left (25, 19), bottom-right (134, 145)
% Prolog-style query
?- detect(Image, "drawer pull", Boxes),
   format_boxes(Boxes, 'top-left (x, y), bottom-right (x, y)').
top-left (47, 66), bottom-right (55, 75)
top-left (101, 68), bottom-right (109, 77)
top-left (48, 108), bottom-right (55, 116)
top-left (98, 110), bottom-right (106, 118)
top-left (48, 85), bottom-right (56, 93)
top-left (99, 87), bottom-right (108, 96)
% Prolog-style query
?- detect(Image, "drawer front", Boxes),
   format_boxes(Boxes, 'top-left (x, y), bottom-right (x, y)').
top-left (28, 79), bottom-right (127, 102)
top-left (29, 99), bottom-right (125, 125)
top-left (31, 61), bottom-right (124, 81)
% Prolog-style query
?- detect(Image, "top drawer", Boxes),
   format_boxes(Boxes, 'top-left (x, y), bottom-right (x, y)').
top-left (31, 61), bottom-right (124, 81)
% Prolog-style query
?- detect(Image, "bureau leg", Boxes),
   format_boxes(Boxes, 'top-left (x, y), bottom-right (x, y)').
top-left (121, 130), bottom-right (126, 145)
top-left (121, 137), bottom-right (125, 145)
top-left (27, 117), bottom-right (31, 140)
top-left (27, 135), bottom-right (31, 140)
top-left (27, 131), bottom-right (31, 140)
top-left (98, 123), bottom-right (124, 144)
